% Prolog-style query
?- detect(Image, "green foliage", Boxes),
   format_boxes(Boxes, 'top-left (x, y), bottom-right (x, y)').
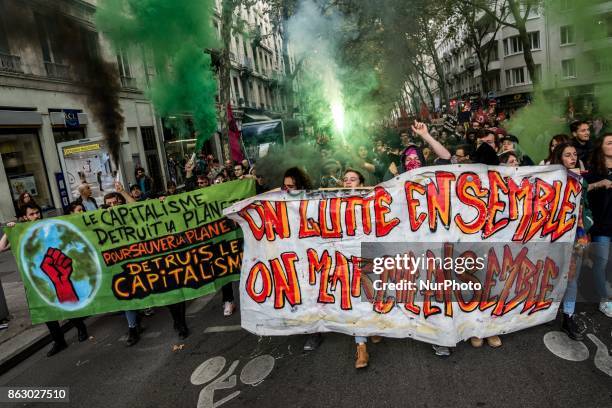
top-left (96, 0), bottom-right (219, 151)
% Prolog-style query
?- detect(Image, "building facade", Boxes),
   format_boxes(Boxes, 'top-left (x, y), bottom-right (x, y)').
top-left (423, 2), bottom-right (612, 114)
top-left (0, 0), bottom-right (298, 222)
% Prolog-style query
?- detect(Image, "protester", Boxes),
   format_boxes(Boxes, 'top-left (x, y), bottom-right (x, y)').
top-left (498, 151), bottom-right (520, 167)
top-left (340, 168), bottom-right (382, 368)
top-left (571, 120), bottom-right (592, 164)
top-left (130, 184), bottom-right (145, 201)
top-left (540, 134), bottom-right (571, 165)
top-left (400, 121), bottom-right (451, 174)
top-left (319, 159), bottom-right (342, 188)
top-left (16, 192), bottom-right (37, 219)
top-left (550, 143), bottom-right (589, 339)
top-left (135, 166), bottom-right (155, 199)
top-left (0, 202), bottom-right (89, 356)
top-left (452, 144), bottom-right (473, 164)
top-left (585, 133), bottom-right (612, 317)
top-left (472, 130), bottom-right (500, 165)
top-left (353, 144), bottom-right (378, 186)
top-left (75, 183), bottom-right (98, 211)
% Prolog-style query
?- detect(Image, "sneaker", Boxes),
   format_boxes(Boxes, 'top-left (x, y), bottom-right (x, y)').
top-left (562, 313), bottom-right (586, 341)
top-left (303, 333), bottom-right (322, 351)
top-left (599, 302), bottom-right (612, 318)
top-left (47, 341), bottom-right (68, 357)
top-left (355, 343), bottom-right (369, 369)
top-left (223, 302), bottom-right (235, 317)
top-left (126, 327), bottom-right (140, 347)
top-left (432, 345), bottom-right (451, 357)
top-left (77, 327), bottom-right (89, 342)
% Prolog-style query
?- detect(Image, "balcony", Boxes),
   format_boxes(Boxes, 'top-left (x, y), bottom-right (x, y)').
top-left (120, 75), bottom-right (137, 89)
top-left (45, 61), bottom-right (71, 80)
top-left (0, 52), bottom-right (22, 73)
top-left (464, 56), bottom-right (477, 70)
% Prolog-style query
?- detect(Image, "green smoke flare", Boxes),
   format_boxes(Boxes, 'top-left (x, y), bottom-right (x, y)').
top-left (96, 0), bottom-right (218, 151)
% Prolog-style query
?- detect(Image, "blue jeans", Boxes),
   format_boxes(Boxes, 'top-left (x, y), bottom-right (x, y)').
top-left (563, 255), bottom-right (583, 315)
top-left (354, 336), bottom-right (367, 344)
top-left (125, 310), bottom-right (139, 328)
top-left (591, 235), bottom-right (611, 301)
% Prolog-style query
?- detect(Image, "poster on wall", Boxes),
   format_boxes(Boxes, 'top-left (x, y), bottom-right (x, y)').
top-left (8, 174), bottom-right (38, 200)
top-left (57, 138), bottom-right (116, 206)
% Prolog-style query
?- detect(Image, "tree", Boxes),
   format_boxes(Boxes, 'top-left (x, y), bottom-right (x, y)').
top-left (453, 1), bottom-right (508, 95)
top-left (469, 0), bottom-right (542, 85)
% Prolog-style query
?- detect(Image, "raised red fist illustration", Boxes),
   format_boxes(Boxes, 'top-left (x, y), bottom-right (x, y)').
top-left (40, 247), bottom-right (79, 303)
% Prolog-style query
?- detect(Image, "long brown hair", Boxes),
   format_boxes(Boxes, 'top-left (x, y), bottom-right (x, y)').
top-left (545, 134), bottom-right (570, 163)
top-left (589, 133), bottom-right (612, 176)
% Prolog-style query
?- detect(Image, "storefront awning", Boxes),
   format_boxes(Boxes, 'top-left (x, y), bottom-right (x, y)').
top-left (243, 112), bottom-right (273, 123)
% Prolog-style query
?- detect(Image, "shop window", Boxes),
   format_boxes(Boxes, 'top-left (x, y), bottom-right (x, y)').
top-left (0, 130), bottom-right (53, 212)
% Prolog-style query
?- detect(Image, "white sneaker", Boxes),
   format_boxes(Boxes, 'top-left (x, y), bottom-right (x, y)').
top-left (223, 302), bottom-right (235, 317)
top-left (599, 302), bottom-right (612, 318)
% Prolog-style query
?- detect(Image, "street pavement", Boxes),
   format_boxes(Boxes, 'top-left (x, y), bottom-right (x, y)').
top-left (0, 284), bottom-right (610, 408)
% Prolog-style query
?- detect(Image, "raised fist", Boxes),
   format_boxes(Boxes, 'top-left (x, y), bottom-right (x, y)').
top-left (40, 247), bottom-right (79, 303)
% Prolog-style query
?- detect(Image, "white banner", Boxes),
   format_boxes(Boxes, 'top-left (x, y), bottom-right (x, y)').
top-left (225, 165), bottom-right (581, 346)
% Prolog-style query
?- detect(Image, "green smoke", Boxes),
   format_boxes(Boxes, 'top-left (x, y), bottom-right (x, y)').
top-left (95, 0), bottom-right (218, 151)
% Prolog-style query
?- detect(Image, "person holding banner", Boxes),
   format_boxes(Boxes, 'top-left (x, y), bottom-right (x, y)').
top-left (549, 143), bottom-right (589, 339)
top-left (0, 202), bottom-right (89, 357)
top-left (185, 158), bottom-right (235, 317)
top-left (342, 169), bottom-right (382, 368)
top-left (402, 121), bottom-right (456, 357)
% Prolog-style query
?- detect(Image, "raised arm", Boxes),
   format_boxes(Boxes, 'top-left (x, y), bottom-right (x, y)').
top-left (411, 121), bottom-right (451, 160)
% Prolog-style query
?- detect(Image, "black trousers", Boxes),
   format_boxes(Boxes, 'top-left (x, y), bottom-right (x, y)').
top-left (46, 318), bottom-right (86, 345)
top-left (222, 283), bottom-right (234, 302)
top-left (167, 301), bottom-right (187, 329)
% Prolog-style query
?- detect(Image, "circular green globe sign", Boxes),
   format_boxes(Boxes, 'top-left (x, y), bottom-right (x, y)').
top-left (19, 220), bottom-right (102, 311)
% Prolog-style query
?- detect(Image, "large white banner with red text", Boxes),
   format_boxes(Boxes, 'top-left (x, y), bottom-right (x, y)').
top-left (225, 165), bottom-right (580, 346)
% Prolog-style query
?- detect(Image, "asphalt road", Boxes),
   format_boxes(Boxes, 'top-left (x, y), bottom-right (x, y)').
top-left (0, 286), bottom-right (610, 408)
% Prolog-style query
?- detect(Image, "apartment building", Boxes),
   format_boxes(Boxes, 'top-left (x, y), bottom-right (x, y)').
top-left (0, 0), bottom-right (298, 221)
top-left (425, 1), bottom-right (612, 114)
top-left (0, 0), bottom-right (167, 222)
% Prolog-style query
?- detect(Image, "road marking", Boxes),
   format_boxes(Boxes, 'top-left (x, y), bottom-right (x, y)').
top-left (191, 355), bottom-right (275, 408)
top-left (587, 334), bottom-right (612, 377)
top-left (543, 331), bottom-right (589, 361)
top-left (240, 355), bottom-right (275, 386)
top-left (203, 325), bottom-right (243, 333)
top-left (191, 356), bottom-right (226, 385)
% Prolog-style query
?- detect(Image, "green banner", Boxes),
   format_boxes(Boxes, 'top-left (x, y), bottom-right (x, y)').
top-left (5, 179), bottom-right (255, 324)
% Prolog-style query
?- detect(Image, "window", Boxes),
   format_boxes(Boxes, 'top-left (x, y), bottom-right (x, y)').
top-left (560, 26), bottom-right (575, 45)
top-left (504, 33), bottom-right (539, 56)
top-left (559, 0), bottom-right (572, 11)
top-left (529, 31), bottom-right (540, 50)
top-left (0, 130), bottom-right (53, 212)
top-left (594, 55), bottom-right (612, 74)
top-left (35, 13), bottom-right (55, 63)
top-left (532, 64), bottom-right (542, 82)
top-left (562, 59), bottom-right (576, 78)
top-left (487, 41), bottom-right (499, 61)
top-left (232, 77), bottom-right (240, 99)
top-left (117, 51), bottom-right (132, 78)
top-left (505, 67), bottom-right (526, 86)
top-left (0, 8), bottom-right (9, 54)
top-left (503, 36), bottom-right (522, 55)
